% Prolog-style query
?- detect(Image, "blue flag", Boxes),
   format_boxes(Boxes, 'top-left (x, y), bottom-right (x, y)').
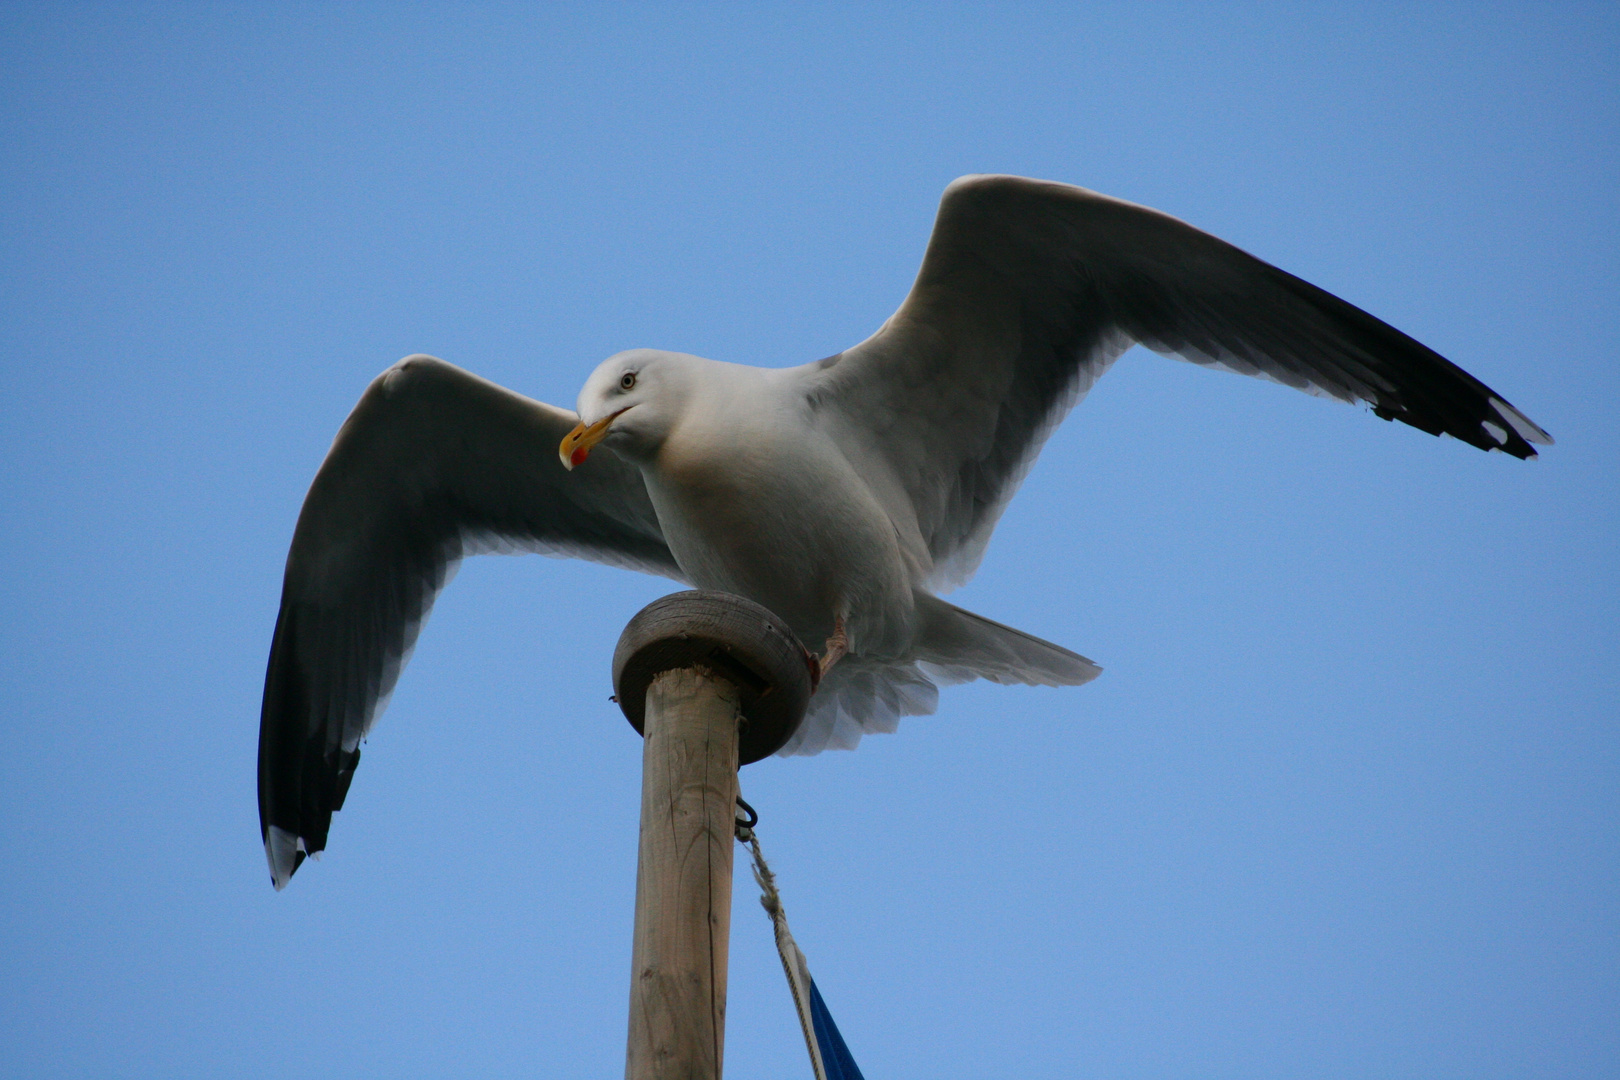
top-left (809, 977), bottom-right (866, 1080)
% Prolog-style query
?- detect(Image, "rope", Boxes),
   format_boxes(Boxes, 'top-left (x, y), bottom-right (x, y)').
top-left (737, 797), bottom-right (828, 1080)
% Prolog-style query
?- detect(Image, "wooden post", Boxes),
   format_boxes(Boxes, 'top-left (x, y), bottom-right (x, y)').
top-left (625, 667), bottom-right (741, 1079)
top-left (613, 592), bottom-right (813, 1080)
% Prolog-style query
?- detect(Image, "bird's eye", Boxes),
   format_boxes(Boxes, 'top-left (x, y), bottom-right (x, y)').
top-left (620, 372), bottom-right (637, 391)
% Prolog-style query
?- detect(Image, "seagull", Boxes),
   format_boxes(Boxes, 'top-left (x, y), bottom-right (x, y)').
top-left (258, 175), bottom-right (1550, 889)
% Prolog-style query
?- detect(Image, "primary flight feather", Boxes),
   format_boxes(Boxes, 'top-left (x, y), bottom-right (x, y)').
top-left (258, 175), bottom-right (1550, 889)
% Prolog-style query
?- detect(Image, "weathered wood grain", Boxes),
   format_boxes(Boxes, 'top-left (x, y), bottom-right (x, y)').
top-left (625, 666), bottom-right (741, 1080)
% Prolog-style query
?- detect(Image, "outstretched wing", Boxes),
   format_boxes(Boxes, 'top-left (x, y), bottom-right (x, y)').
top-left (810, 175), bottom-right (1551, 588)
top-left (258, 355), bottom-right (679, 889)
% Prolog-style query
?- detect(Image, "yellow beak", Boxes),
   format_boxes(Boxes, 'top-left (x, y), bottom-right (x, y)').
top-left (559, 411), bottom-right (620, 471)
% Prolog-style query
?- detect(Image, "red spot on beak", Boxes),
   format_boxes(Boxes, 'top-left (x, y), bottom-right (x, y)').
top-left (570, 445), bottom-right (590, 467)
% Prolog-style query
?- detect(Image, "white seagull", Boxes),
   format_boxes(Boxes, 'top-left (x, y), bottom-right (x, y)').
top-left (259, 175), bottom-right (1550, 889)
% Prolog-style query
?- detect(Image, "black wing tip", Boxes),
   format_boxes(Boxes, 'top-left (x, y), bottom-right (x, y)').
top-left (1485, 395), bottom-right (1554, 457)
top-left (1372, 394), bottom-right (1551, 461)
top-left (260, 805), bottom-right (340, 891)
top-left (258, 599), bottom-right (364, 892)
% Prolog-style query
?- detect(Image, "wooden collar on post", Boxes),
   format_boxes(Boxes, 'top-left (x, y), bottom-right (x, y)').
top-left (613, 591), bottom-right (812, 1080)
top-left (613, 590), bottom-right (814, 765)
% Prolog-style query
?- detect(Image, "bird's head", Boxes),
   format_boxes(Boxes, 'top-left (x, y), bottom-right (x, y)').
top-left (560, 349), bottom-right (697, 469)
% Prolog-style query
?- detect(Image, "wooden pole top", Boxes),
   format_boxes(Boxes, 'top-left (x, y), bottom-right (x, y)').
top-left (612, 590), bottom-right (813, 765)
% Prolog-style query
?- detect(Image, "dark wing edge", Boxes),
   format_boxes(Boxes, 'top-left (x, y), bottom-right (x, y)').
top-left (810, 175), bottom-right (1551, 589)
top-left (258, 355), bottom-right (678, 889)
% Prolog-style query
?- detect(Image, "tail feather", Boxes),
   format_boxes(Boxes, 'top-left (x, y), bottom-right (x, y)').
top-left (911, 593), bottom-right (1100, 687)
top-left (778, 594), bottom-right (1099, 757)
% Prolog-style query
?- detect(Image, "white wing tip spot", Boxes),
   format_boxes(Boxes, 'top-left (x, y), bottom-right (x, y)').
top-left (1490, 397), bottom-right (1553, 446)
top-left (265, 825), bottom-right (306, 892)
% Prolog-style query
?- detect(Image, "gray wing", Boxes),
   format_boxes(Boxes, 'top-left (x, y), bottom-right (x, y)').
top-left (258, 355), bottom-right (679, 889)
top-left (809, 175), bottom-right (1552, 588)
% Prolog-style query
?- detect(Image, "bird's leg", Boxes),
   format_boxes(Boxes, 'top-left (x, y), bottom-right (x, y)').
top-left (805, 615), bottom-right (849, 692)
top-left (820, 615), bottom-right (849, 673)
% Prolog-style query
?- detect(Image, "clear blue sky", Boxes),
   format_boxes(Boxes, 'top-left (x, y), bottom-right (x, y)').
top-left (2, 4), bottom-right (1614, 1077)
